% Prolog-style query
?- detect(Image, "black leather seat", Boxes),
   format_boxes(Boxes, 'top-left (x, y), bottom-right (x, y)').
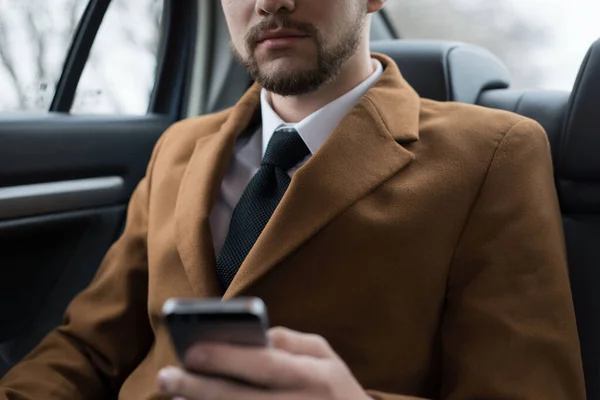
top-left (373, 38), bottom-right (600, 399)
top-left (371, 40), bottom-right (511, 104)
top-left (559, 39), bottom-right (600, 400)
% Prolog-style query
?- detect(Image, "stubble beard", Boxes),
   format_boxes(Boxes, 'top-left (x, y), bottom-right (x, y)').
top-left (232, 15), bottom-right (365, 97)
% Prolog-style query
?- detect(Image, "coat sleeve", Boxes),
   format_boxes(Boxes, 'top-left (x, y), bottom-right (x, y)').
top-left (0, 133), bottom-right (168, 399)
top-left (367, 119), bottom-right (586, 399)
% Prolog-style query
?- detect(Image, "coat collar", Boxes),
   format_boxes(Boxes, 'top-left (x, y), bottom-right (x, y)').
top-left (175, 53), bottom-right (421, 298)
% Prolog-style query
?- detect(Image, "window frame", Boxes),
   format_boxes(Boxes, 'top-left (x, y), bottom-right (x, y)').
top-left (149, 0), bottom-right (198, 118)
top-left (50, 0), bottom-right (111, 113)
top-left (377, 8), bottom-right (400, 39)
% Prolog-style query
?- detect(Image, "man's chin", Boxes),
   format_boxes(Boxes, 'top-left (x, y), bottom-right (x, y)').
top-left (257, 55), bottom-right (316, 74)
top-left (255, 70), bottom-right (328, 97)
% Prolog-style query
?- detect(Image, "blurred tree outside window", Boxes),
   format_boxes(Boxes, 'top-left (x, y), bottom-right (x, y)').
top-left (384, 0), bottom-right (600, 91)
top-left (0, 0), bottom-right (88, 112)
top-left (0, 0), bottom-right (163, 114)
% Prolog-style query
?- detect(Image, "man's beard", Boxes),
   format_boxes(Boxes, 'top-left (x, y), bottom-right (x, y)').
top-left (232, 16), bottom-right (365, 97)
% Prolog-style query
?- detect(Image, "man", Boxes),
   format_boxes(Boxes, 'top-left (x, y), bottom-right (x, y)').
top-left (0, 0), bottom-right (586, 399)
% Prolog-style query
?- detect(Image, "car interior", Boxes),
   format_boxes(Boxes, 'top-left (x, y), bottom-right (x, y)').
top-left (0, 1), bottom-right (598, 398)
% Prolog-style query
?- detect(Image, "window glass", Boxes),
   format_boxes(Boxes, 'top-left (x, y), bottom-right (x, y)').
top-left (71, 0), bottom-right (163, 115)
top-left (385, 0), bottom-right (600, 91)
top-left (0, 0), bottom-right (88, 112)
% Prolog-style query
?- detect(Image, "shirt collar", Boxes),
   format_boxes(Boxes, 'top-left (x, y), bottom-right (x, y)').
top-left (260, 58), bottom-right (384, 157)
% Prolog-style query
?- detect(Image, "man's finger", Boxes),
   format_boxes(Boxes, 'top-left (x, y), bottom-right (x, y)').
top-left (183, 343), bottom-right (317, 389)
top-left (158, 366), bottom-right (289, 400)
top-left (268, 327), bottom-right (336, 359)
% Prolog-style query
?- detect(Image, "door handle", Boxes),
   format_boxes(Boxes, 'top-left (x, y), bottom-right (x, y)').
top-left (0, 177), bottom-right (124, 220)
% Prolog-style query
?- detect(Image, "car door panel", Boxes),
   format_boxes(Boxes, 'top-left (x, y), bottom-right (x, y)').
top-left (0, 114), bottom-right (170, 375)
top-left (0, 206), bottom-right (122, 340)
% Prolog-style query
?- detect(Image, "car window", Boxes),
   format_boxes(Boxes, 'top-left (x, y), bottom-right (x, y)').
top-left (71, 0), bottom-right (163, 115)
top-left (385, 0), bottom-right (600, 91)
top-left (0, 0), bottom-right (88, 112)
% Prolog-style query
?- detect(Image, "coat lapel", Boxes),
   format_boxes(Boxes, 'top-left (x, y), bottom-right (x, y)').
top-left (224, 53), bottom-right (421, 298)
top-left (175, 87), bottom-right (262, 297)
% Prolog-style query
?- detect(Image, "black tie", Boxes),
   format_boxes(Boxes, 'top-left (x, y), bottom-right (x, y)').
top-left (216, 127), bottom-right (310, 291)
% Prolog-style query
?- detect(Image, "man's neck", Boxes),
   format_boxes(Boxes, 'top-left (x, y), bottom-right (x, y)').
top-left (269, 48), bottom-right (375, 123)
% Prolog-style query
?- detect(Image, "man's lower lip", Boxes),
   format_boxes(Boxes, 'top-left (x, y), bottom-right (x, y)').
top-left (257, 37), bottom-right (308, 49)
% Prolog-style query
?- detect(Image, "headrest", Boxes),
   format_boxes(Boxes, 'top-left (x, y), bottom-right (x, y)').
top-left (478, 88), bottom-right (571, 163)
top-left (371, 40), bottom-right (510, 104)
top-left (557, 38), bottom-right (600, 212)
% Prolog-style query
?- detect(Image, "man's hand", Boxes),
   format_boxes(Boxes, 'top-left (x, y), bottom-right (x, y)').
top-left (158, 327), bottom-right (372, 400)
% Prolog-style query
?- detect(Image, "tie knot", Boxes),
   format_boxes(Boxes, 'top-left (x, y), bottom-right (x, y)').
top-left (263, 127), bottom-right (310, 171)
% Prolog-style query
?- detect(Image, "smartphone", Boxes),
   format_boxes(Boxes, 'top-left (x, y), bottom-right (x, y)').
top-left (162, 297), bottom-right (270, 362)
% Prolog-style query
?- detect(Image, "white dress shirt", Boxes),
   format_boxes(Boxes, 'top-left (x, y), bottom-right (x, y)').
top-left (209, 59), bottom-right (384, 254)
